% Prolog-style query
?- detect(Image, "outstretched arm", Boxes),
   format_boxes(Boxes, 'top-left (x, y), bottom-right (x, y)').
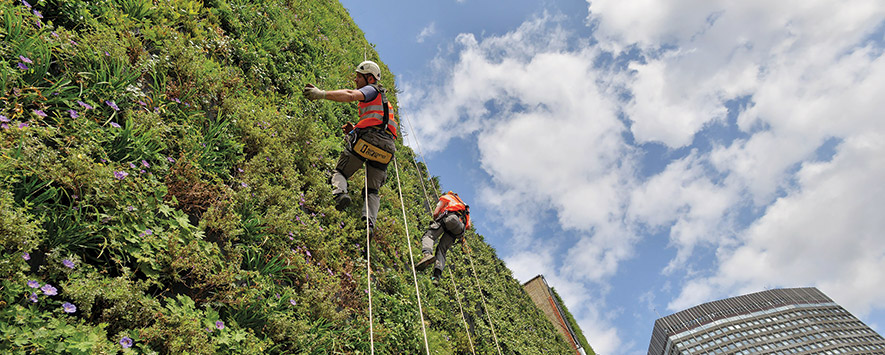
top-left (303, 84), bottom-right (365, 102)
top-left (324, 88), bottom-right (365, 102)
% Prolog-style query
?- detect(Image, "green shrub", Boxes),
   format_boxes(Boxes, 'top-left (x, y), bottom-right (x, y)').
top-left (0, 0), bottom-right (587, 353)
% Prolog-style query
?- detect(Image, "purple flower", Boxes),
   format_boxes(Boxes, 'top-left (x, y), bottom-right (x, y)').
top-left (18, 122), bottom-right (28, 129)
top-left (2, 123), bottom-right (9, 130)
top-left (128, 162), bottom-right (136, 169)
top-left (305, 250), bottom-right (311, 257)
top-left (105, 100), bottom-right (119, 111)
top-left (114, 171), bottom-right (129, 180)
top-left (127, 206), bottom-right (135, 211)
top-left (33, 10), bottom-right (42, 18)
top-left (21, 0), bottom-right (31, 8)
top-left (17, 62), bottom-right (28, 70)
top-left (173, 98), bottom-right (181, 103)
top-left (104, 51), bottom-right (110, 56)
top-left (77, 101), bottom-right (93, 110)
top-left (23, 252), bottom-right (30, 260)
top-left (100, 158), bottom-right (107, 163)
top-left (110, 122), bottom-right (121, 128)
top-left (62, 302), bottom-right (76, 313)
top-left (29, 293), bottom-right (38, 303)
top-left (237, 168), bottom-right (244, 173)
top-left (70, 40), bottom-right (78, 46)
top-left (289, 299), bottom-right (297, 306)
top-left (145, 229), bottom-right (153, 235)
top-left (41, 284), bottom-right (57, 296)
top-left (27, 280), bottom-right (40, 288)
top-left (120, 336), bottom-right (133, 348)
top-left (0, 115), bottom-right (8, 122)
top-left (240, 182), bottom-right (248, 188)
top-left (19, 55), bottom-right (32, 63)
top-left (141, 160), bottom-right (150, 168)
top-left (33, 110), bottom-right (46, 117)
top-left (167, 156), bottom-right (175, 163)
top-left (62, 259), bottom-right (75, 269)
top-left (52, 31), bottom-right (59, 38)
top-left (215, 320), bottom-right (225, 329)
top-left (68, 109), bottom-right (78, 118)
top-left (137, 100), bottom-right (146, 106)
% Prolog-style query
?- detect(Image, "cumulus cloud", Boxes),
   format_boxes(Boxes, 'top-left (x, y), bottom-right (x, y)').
top-left (401, 0), bottom-right (885, 353)
top-left (671, 133), bottom-right (885, 315)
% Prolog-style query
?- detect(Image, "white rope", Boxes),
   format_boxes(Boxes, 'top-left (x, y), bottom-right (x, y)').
top-left (364, 172), bottom-right (375, 354)
top-left (392, 157), bottom-right (431, 355)
top-left (403, 113), bottom-right (432, 186)
top-left (402, 116), bottom-right (504, 354)
top-left (466, 248), bottom-right (503, 355)
top-left (448, 267), bottom-right (477, 355)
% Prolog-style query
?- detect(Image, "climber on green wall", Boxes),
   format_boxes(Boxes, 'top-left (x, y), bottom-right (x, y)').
top-left (416, 191), bottom-right (471, 285)
top-left (303, 61), bottom-right (398, 236)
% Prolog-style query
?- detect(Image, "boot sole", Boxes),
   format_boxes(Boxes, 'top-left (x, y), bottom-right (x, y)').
top-left (415, 256), bottom-right (436, 271)
top-left (335, 195), bottom-right (352, 211)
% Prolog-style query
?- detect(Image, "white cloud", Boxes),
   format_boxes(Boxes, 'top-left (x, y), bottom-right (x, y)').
top-left (583, 0), bottom-right (885, 316)
top-left (671, 133), bottom-right (885, 316)
top-left (401, 0), bottom-right (885, 352)
top-left (416, 22), bottom-right (436, 43)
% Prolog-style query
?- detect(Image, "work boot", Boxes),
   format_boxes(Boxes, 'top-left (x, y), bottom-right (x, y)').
top-left (415, 253), bottom-right (435, 271)
top-left (431, 276), bottom-right (440, 287)
top-left (334, 193), bottom-right (351, 211)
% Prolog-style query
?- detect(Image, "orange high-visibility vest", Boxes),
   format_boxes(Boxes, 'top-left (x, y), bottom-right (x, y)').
top-left (439, 192), bottom-right (470, 229)
top-left (355, 85), bottom-right (398, 137)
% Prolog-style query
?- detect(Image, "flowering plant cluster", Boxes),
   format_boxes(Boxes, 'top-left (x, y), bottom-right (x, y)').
top-left (0, 0), bottom-right (587, 354)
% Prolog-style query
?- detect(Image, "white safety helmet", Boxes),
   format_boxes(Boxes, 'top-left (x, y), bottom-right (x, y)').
top-left (355, 60), bottom-right (381, 81)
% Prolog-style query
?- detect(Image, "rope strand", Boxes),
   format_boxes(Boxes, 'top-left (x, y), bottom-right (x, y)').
top-left (467, 248), bottom-right (503, 355)
top-left (364, 172), bottom-right (375, 355)
top-left (393, 157), bottom-right (431, 354)
top-left (448, 267), bottom-right (477, 355)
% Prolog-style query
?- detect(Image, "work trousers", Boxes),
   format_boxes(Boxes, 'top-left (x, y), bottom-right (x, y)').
top-left (421, 213), bottom-right (466, 275)
top-left (331, 127), bottom-right (395, 227)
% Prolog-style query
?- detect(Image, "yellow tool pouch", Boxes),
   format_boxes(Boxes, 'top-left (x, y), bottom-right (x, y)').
top-left (353, 138), bottom-right (392, 164)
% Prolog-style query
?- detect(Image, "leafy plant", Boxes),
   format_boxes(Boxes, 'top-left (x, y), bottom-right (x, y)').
top-left (0, 0), bottom-right (588, 353)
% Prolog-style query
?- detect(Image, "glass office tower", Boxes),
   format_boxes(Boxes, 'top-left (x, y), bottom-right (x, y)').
top-left (648, 287), bottom-right (885, 355)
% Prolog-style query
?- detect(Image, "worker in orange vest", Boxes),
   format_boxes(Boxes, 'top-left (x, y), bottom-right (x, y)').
top-left (303, 61), bottom-right (397, 236)
top-left (416, 191), bottom-right (471, 284)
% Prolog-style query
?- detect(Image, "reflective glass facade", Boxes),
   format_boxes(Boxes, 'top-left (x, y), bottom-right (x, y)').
top-left (648, 288), bottom-right (885, 355)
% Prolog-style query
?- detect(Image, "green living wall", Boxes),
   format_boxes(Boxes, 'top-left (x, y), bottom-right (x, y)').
top-left (0, 0), bottom-right (585, 353)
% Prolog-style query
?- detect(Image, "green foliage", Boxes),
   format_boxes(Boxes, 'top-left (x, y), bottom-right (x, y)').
top-left (0, 0), bottom-right (590, 353)
top-left (552, 287), bottom-right (596, 355)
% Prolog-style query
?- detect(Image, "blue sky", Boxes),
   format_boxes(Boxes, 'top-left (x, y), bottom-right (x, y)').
top-left (340, 1), bottom-right (885, 353)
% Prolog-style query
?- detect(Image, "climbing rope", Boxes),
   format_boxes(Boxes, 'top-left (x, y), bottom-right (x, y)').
top-left (448, 267), bottom-right (477, 355)
top-left (401, 118), bottom-right (504, 354)
top-left (364, 173), bottom-right (375, 354)
top-left (392, 157), bottom-right (431, 355)
top-left (466, 246), bottom-right (503, 355)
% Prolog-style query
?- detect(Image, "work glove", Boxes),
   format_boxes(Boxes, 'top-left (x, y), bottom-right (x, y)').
top-left (303, 84), bottom-right (326, 100)
top-left (342, 122), bottom-right (354, 134)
